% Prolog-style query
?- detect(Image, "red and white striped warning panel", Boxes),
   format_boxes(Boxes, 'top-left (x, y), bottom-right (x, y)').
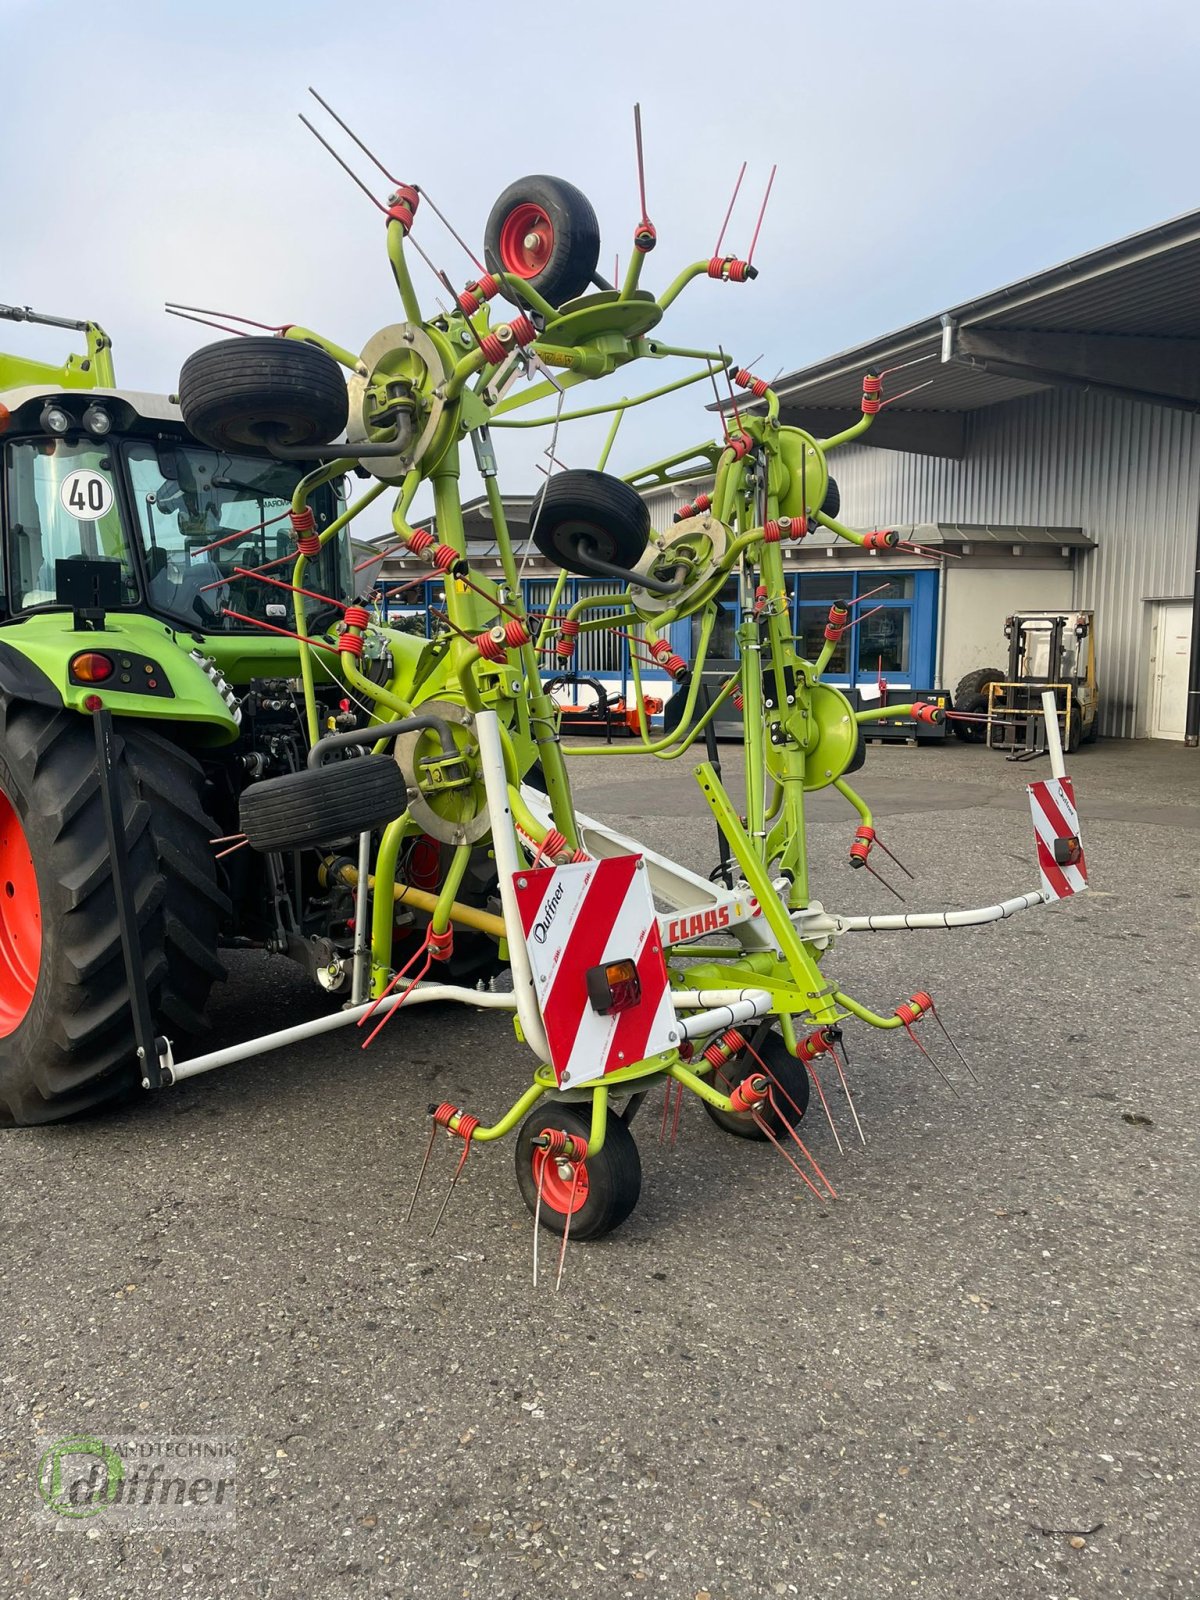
top-left (513, 855), bottom-right (675, 1088)
top-left (1027, 775), bottom-right (1088, 899)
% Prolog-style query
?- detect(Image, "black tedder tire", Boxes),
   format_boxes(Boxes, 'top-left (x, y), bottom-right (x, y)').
top-left (702, 1029), bottom-right (811, 1141)
top-left (178, 336), bottom-right (349, 453)
top-left (484, 175), bottom-right (601, 309)
top-left (530, 469), bottom-right (651, 576)
top-left (0, 702), bottom-right (227, 1126)
top-left (239, 756), bottom-right (407, 852)
top-left (515, 1101), bottom-right (642, 1240)
top-left (951, 667), bottom-right (1003, 743)
top-left (820, 476), bottom-right (841, 521)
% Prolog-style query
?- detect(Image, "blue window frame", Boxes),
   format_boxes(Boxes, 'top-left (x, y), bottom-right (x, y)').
top-left (792, 569), bottom-right (937, 690)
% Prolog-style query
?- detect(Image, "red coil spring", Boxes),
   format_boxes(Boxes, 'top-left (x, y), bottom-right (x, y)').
top-left (703, 1037), bottom-right (733, 1067)
top-left (343, 605), bottom-right (370, 631)
top-left (722, 1028), bottom-right (747, 1053)
top-left (694, 493), bottom-right (711, 513)
top-left (649, 639), bottom-right (688, 680)
top-left (675, 494), bottom-right (711, 523)
top-left (427, 927), bottom-right (454, 962)
top-left (475, 618), bottom-right (527, 661)
top-left (763, 519), bottom-right (782, 543)
top-left (432, 1100), bottom-right (479, 1140)
top-left (556, 617), bottom-right (580, 659)
top-left (430, 543), bottom-right (460, 572)
top-left (538, 829), bottom-right (569, 861)
top-left (862, 529), bottom-right (898, 550)
top-left (289, 507), bottom-right (321, 557)
top-left (789, 514), bottom-right (809, 539)
top-left (386, 185), bottom-right (419, 230)
top-left (337, 630), bottom-right (364, 657)
top-left (634, 222), bottom-right (657, 253)
top-left (895, 992), bottom-right (932, 1027)
top-left (795, 1027), bottom-right (834, 1062)
top-left (725, 435), bottom-right (752, 460)
top-left (732, 686), bottom-right (744, 712)
top-left (539, 1127), bottom-right (587, 1161)
top-left (734, 367), bottom-right (770, 399)
top-left (707, 256), bottom-right (752, 282)
top-left (729, 1074), bottom-right (769, 1113)
top-left (753, 584), bottom-right (769, 614)
top-left (849, 824), bottom-right (875, 867)
top-left (406, 527), bottom-right (434, 554)
top-left (824, 602), bottom-right (849, 641)
top-left (478, 331), bottom-right (507, 365)
top-left (861, 372), bottom-right (883, 415)
top-left (457, 274), bottom-right (499, 314)
top-left (507, 314), bottom-right (537, 347)
top-left (570, 847), bottom-right (589, 864)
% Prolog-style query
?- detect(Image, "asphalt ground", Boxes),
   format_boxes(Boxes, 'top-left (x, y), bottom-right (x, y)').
top-left (2, 735), bottom-right (1197, 1599)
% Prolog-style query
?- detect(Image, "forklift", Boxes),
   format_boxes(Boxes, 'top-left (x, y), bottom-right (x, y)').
top-left (954, 611), bottom-right (1099, 757)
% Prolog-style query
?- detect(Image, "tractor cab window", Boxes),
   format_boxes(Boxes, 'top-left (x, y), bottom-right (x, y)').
top-left (124, 441), bottom-right (351, 632)
top-left (4, 439), bottom-right (138, 611)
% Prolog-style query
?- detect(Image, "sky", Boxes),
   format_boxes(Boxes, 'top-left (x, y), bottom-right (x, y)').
top-left (3, 0), bottom-right (1200, 535)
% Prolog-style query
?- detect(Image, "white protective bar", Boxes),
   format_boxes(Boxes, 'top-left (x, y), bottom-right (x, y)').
top-left (168, 984), bottom-right (519, 1083)
top-left (1042, 687), bottom-right (1067, 778)
top-left (669, 988), bottom-right (780, 1008)
top-left (675, 993), bottom-right (774, 1040)
top-left (476, 711), bottom-right (552, 1060)
top-left (839, 890), bottom-right (1048, 932)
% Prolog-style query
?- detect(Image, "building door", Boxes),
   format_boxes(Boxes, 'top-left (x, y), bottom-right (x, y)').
top-left (1149, 600), bottom-right (1192, 740)
top-left (792, 570), bottom-right (938, 692)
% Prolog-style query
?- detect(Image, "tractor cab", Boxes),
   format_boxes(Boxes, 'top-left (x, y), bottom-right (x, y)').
top-left (0, 386), bottom-right (350, 642)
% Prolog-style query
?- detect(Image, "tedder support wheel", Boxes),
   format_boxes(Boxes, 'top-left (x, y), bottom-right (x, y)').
top-left (515, 1102), bottom-right (642, 1241)
top-left (178, 336), bottom-right (349, 453)
top-left (0, 700), bottom-right (227, 1126)
top-left (484, 175), bottom-right (601, 309)
top-left (703, 1029), bottom-right (811, 1141)
top-left (529, 469), bottom-right (651, 577)
top-left (239, 756), bottom-right (408, 852)
top-left (951, 667), bottom-right (1003, 744)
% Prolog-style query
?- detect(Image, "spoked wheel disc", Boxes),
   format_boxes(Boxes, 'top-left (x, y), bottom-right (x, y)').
top-left (498, 202), bottom-right (557, 279)
top-left (515, 1102), bottom-right (641, 1240)
top-left (0, 789), bottom-right (41, 1038)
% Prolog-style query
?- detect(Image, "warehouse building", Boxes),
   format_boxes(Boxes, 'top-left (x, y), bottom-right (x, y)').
top-left (727, 207), bottom-right (1200, 742)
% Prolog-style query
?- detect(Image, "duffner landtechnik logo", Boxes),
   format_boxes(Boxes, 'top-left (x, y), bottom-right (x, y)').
top-left (36, 1434), bottom-right (237, 1528)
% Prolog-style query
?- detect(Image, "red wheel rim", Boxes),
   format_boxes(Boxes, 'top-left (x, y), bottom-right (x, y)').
top-left (532, 1145), bottom-right (590, 1214)
top-left (498, 202), bottom-right (556, 279)
top-left (0, 790), bottom-right (41, 1037)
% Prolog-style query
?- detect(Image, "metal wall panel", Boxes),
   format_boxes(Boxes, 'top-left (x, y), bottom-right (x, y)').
top-left (797, 389), bottom-right (1199, 736)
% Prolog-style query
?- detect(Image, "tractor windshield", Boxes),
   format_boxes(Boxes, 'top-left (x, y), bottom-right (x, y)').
top-left (4, 438), bottom-right (140, 611)
top-left (124, 440), bottom-right (351, 633)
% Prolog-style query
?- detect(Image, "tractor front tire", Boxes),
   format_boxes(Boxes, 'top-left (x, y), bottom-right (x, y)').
top-left (0, 701), bottom-right (227, 1126)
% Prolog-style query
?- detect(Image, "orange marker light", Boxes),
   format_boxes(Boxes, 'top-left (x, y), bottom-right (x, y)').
top-left (69, 652), bottom-right (115, 683)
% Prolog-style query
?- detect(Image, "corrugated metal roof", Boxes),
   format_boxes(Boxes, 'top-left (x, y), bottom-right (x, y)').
top-left (755, 207), bottom-right (1200, 419)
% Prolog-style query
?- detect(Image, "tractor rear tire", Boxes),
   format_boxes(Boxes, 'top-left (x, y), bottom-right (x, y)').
top-left (0, 702), bottom-right (228, 1126)
top-left (484, 176), bottom-right (601, 309)
top-left (951, 667), bottom-right (1003, 743)
top-left (178, 336), bottom-right (349, 453)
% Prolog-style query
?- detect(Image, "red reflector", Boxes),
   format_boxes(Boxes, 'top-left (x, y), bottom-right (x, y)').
top-left (585, 957), bottom-right (642, 1015)
top-left (71, 652), bottom-right (114, 683)
top-left (82, 694), bottom-right (104, 711)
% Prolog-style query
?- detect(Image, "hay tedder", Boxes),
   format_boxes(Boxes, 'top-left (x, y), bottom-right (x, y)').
top-left (0, 100), bottom-right (1087, 1269)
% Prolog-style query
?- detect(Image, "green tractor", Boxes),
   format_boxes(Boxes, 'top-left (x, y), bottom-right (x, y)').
top-left (0, 305), bottom-right (508, 1125)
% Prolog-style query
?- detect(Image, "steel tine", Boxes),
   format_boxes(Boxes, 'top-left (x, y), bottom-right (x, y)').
top-left (659, 1081), bottom-right (672, 1145)
top-left (555, 1163), bottom-right (583, 1292)
top-left (430, 1142), bottom-right (471, 1238)
top-left (532, 1149), bottom-right (548, 1287)
top-left (903, 1022), bottom-right (959, 1097)
top-left (751, 1110), bottom-right (826, 1201)
top-left (669, 1080), bottom-right (684, 1147)
top-left (768, 1091), bottom-right (837, 1199)
top-left (827, 1040), bottom-right (867, 1147)
top-left (802, 1059), bottom-right (845, 1155)
top-left (931, 1004), bottom-right (980, 1087)
top-left (865, 861), bottom-right (906, 902)
top-left (406, 1119), bottom-right (441, 1223)
top-left (872, 835), bottom-right (916, 881)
